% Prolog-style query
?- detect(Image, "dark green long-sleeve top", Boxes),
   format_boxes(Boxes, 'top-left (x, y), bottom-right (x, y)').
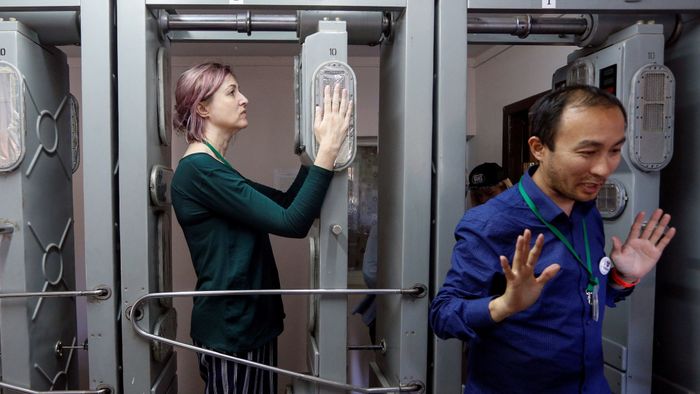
top-left (171, 153), bottom-right (333, 354)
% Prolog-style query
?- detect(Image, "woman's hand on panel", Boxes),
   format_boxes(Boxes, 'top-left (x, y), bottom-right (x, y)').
top-left (313, 83), bottom-right (353, 170)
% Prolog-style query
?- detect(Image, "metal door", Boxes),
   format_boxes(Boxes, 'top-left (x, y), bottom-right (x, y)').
top-left (0, 20), bottom-right (78, 391)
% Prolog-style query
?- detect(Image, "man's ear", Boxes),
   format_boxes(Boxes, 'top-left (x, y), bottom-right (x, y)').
top-left (528, 136), bottom-right (546, 162)
top-left (195, 102), bottom-right (209, 118)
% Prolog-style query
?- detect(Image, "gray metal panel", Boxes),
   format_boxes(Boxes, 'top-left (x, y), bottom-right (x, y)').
top-left (594, 26), bottom-right (664, 394)
top-left (117, 1), bottom-right (174, 392)
top-left (376, 0), bottom-right (433, 388)
top-left (81, 0), bottom-right (121, 391)
top-left (314, 175), bottom-right (348, 393)
top-left (146, 0), bottom-right (405, 10)
top-left (297, 21), bottom-right (349, 393)
top-left (0, 21), bottom-right (77, 390)
top-left (467, 0), bottom-right (700, 13)
top-left (431, 1), bottom-right (466, 393)
top-left (655, 16), bottom-right (700, 394)
top-left (605, 364), bottom-right (626, 394)
top-left (0, 1), bottom-right (79, 11)
top-left (602, 337), bottom-right (628, 371)
top-left (562, 24), bottom-right (665, 394)
top-left (0, 11), bottom-right (80, 45)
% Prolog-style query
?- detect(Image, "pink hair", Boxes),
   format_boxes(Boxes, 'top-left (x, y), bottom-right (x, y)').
top-left (173, 62), bottom-right (234, 143)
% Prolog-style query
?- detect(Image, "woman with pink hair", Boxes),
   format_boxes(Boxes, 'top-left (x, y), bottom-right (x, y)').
top-left (171, 62), bottom-right (352, 394)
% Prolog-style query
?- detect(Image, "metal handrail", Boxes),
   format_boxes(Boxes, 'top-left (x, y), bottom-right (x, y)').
top-left (130, 287), bottom-right (426, 393)
top-left (0, 381), bottom-right (110, 394)
top-left (0, 288), bottom-right (109, 300)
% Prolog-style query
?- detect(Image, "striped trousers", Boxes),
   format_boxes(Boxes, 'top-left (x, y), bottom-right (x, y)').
top-left (196, 340), bottom-right (277, 394)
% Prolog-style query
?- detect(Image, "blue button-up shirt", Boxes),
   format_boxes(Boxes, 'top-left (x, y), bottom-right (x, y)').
top-left (430, 166), bottom-right (631, 394)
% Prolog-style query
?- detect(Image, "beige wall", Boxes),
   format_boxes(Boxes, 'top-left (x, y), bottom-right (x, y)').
top-left (69, 53), bottom-right (379, 393)
top-left (170, 55), bottom-right (379, 393)
top-left (467, 45), bottom-right (575, 172)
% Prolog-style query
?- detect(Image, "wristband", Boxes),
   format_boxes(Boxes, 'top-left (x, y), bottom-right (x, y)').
top-left (610, 268), bottom-right (639, 288)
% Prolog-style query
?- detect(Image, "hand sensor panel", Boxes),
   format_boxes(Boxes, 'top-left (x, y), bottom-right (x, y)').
top-left (0, 61), bottom-right (25, 172)
top-left (296, 20), bottom-right (357, 172)
top-left (312, 60), bottom-right (357, 170)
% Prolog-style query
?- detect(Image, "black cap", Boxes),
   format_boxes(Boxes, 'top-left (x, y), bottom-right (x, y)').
top-left (468, 162), bottom-right (506, 190)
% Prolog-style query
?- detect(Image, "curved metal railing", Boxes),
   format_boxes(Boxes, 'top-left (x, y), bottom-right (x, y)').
top-left (0, 288), bottom-right (109, 300)
top-left (130, 286), bottom-right (426, 394)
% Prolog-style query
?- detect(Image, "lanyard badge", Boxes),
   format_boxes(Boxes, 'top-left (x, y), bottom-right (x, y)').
top-left (518, 182), bottom-right (600, 321)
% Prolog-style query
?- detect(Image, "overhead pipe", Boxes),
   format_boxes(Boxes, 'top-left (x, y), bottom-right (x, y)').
top-left (160, 10), bottom-right (389, 45)
top-left (162, 12), bottom-right (296, 34)
top-left (468, 15), bottom-right (588, 38)
top-left (467, 13), bottom-right (681, 46)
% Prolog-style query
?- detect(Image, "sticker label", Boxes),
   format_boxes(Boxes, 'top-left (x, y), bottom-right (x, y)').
top-left (599, 256), bottom-right (612, 275)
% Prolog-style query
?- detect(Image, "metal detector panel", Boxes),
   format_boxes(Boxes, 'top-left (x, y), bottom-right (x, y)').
top-left (296, 20), bottom-right (357, 171)
top-left (0, 21), bottom-right (78, 391)
top-left (628, 64), bottom-right (674, 171)
top-left (295, 20), bottom-right (350, 394)
top-left (561, 23), bottom-right (670, 394)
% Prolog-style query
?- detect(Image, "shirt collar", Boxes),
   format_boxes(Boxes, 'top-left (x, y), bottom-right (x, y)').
top-left (520, 165), bottom-right (596, 222)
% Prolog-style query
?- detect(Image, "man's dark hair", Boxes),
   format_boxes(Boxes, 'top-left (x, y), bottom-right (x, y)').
top-left (528, 84), bottom-right (627, 150)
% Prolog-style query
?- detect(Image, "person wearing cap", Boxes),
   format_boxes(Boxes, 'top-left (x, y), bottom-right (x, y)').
top-left (430, 85), bottom-right (676, 393)
top-left (467, 162), bottom-right (513, 207)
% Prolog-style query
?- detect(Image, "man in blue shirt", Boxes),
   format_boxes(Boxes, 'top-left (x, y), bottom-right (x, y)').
top-left (429, 85), bottom-right (676, 393)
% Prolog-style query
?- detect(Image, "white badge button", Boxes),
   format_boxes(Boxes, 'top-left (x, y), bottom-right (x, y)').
top-left (599, 256), bottom-right (612, 275)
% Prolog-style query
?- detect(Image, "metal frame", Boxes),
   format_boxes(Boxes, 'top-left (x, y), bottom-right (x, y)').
top-left (80, 1), bottom-right (121, 393)
top-left (118, 2), bottom-right (438, 393)
top-left (0, 1), bottom-right (79, 11)
top-left (117, 1), bottom-right (174, 393)
top-left (145, 0), bottom-right (405, 10)
top-left (375, 0), bottom-right (434, 391)
top-left (431, 1), bottom-right (466, 393)
top-left (2, 1), bottom-right (696, 394)
top-left (0, 2), bottom-right (117, 393)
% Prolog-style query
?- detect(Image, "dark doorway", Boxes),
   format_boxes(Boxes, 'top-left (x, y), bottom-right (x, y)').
top-left (502, 91), bottom-right (549, 183)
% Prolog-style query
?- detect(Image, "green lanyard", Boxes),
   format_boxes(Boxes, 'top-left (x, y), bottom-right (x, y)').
top-left (518, 182), bottom-right (598, 292)
top-left (203, 139), bottom-right (234, 171)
